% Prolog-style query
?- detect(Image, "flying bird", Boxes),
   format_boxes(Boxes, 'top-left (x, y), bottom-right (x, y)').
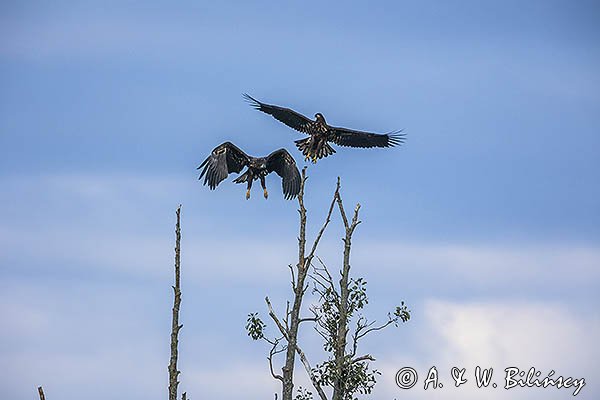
top-left (198, 142), bottom-right (301, 200)
top-left (243, 93), bottom-right (405, 162)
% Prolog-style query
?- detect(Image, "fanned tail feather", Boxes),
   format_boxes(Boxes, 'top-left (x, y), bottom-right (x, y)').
top-left (319, 142), bottom-right (336, 159)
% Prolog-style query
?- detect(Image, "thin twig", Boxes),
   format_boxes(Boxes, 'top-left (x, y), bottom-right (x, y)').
top-left (355, 319), bottom-right (395, 342)
top-left (314, 257), bottom-right (339, 301)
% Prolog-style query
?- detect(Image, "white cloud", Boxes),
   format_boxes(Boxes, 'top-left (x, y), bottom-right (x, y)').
top-left (185, 362), bottom-right (282, 399)
top-left (375, 299), bottom-right (600, 399)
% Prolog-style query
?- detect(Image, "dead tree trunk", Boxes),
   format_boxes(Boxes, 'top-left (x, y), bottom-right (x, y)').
top-left (248, 172), bottom-right (409, 400)
top-left (168, 206), bottom-right (183, 400)
top-left (308, 180), bottom-right (410, 400)
top-left (281, 168), bottom-right (335, 400)
top-left (37, 386), bottom-right (46, 400)
top-left (261, 168), bottom-right (334, 400)
top-left (331, 194), bottom-right (361, 400)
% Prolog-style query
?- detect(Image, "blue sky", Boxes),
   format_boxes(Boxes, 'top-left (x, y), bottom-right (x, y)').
top-left (1, 1), bottom-right (599, 399)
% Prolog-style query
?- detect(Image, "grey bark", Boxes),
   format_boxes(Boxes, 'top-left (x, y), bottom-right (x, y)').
top-left (169, 206), bottom-right (183, 400)
top-left (332, 188), bottom-right (361, 400)
top-left (279, 168), bottom-right (335, 400)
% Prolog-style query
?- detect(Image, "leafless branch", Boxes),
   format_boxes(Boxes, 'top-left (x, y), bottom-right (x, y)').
top-left (312, 257), bottom-right (339, 302)
top-left (285, 301), bottom-right (291, 331)
top-left (266, 297), bottom-right (290, 341)
top-left (334, 178), bottom-right (349, 229)
top-left (298, 317), bottom-right (318, 324)
top-left (295, 343), bottom-right (328, 400)
top-left (349, 204), bottom-right (361, 235)
top-left (306, 180), bottom-right (339, 262)
top-left (299, 307), bottom-right (319, 324)
top-left (352, 354), bottom-right (376, 363)
top-left (355, 318), bottom-right (395, 342)
top-left (287, 264), bottom-right (296, 292)
top-left (268, 339), bottom-right (285, 382)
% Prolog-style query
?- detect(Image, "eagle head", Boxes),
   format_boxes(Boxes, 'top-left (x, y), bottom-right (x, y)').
top-left (315, 113), bottom-right (326, 124)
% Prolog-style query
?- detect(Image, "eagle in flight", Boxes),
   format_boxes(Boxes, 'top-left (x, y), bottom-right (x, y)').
top-left (243, 94), bottom-right (405, 162)
top-left (198, 142), bottom-right (301, 200)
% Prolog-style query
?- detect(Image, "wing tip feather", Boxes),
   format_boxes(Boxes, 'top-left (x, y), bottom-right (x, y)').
top-left (388, 130), bottom-right (407, 147)
top-left (242, 93), bottom-right (262, 109)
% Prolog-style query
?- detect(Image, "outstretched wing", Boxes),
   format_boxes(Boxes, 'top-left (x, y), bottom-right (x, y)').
top-left (328, 127), bottom-right (406, 149)
top-left (266, 149), bottom-right (301, 200)
top-left (243, 93), bottom-right (313, 134)
top-left (197, 142), bottom-right (250, 189)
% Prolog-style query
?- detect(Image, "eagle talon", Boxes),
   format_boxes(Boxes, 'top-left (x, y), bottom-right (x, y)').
top-left (246, 189), bottom-right (251, 200)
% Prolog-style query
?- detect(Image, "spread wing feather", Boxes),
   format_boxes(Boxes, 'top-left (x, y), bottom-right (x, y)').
top-left (243, 93), bottom-right (312, 134)
top-left (266, 149), bottom-right (301, 200)
top-left (197, 142), bottom-right (250, 189)
top-left (328, 127), bottom-right (406, 149)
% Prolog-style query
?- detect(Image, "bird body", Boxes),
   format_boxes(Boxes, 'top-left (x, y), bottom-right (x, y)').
top-left (243, 94), bottom-right (405, 162)
top-left (198, 142), bottom-right (301, 200)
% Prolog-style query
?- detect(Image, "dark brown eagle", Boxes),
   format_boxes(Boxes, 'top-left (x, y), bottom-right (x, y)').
top-left (198, 142), bottom-right (301, 200)
top-left (243, 94), bottom-right (405, 162)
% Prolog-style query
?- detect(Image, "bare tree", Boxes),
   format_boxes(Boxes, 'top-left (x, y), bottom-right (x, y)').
top-left (310, 190), bottom-right (410, 400)
top-left (169, 206), bottom-right (185, 400)
top-left (247, 172), bottom-right (410, 400)
top-left (247, 168), bottom-right (334, 400)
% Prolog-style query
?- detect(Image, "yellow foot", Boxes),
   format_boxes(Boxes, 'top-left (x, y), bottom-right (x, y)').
top-left (263, 189), bottom-right (269, 199)
top-left (246, 189), bottom-right (251, 200)
top-left (311, 156), bottom-right (318, 164)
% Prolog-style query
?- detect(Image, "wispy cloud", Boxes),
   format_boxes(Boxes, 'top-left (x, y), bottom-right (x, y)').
top-left (2, 173), bottom-right (599, 292)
